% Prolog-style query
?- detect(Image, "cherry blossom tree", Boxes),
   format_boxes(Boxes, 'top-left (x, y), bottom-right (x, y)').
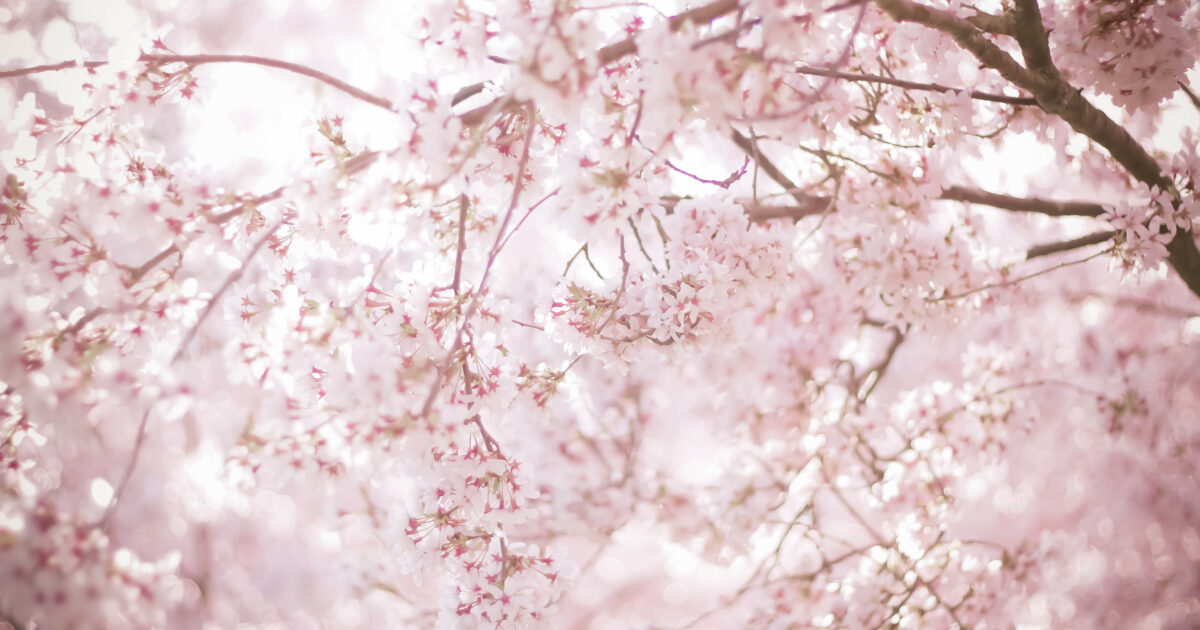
top-left (2, 0), bottom-right (1200, 628)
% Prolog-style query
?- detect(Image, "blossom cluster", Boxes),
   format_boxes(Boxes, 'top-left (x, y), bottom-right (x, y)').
top-left (548, 198), bottom-right (791, 364)
top-left (1045, 0), bottom-right (1200, 111)
top-left (2, 0), bottom-right (1200, 628)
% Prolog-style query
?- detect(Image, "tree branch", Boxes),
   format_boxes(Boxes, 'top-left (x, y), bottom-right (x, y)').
top-left (872, 0), bottom-right (1200, 298)
top-left (452, 194), bottom-right (469, 294)
top-left (464, 0), bottom-right (741, 125)
top-left (597, 0), bottom-right (740, 65)
top-left (856, 325), bottom-right (905, 403)
top-left (1180, 82), bottom-right (1200, 113)
top-left (872, 0), bottom-right (1037, 92)
top-left (173, 215), bottom-right (288, 363)
top-left (940, 186), bottom-right (1105, 217)
top-left (745, 202), bottom-right (830, 222)
top-left (793, 65), bottom-right (1037, 106)
top-left (932, 247), bottom-right (1111, 302)
top-left (737, 179), bottom-right (1110, 223)
top-left (965, 9), bottom-right (1013, 35)
top-left (1, 53), bottom-right (397, 112)
top-left (1025, 230), bottom-right (1115, 259)
top-left (1011, 0), bottom-right (1056, 75)
top-left (729, 129), bottom-right (827, 209)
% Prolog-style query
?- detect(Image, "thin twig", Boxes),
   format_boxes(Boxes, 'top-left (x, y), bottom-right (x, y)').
top-left (794, 64), bottom-right (1037, 106)
top-left (856, 326), bottom-right (905, 403)
top-left (596, 0), bottom-right (740, 66)
top-left (418, 107), bottom-right (539, 421)
top-left (595, 235), bottom-right (631, 336)
top-left (102, 214), bottom-right (287, 530)
top-left (496, 187), bottom-right (561, 253)
top-left (626, 217), bottom-right (661, 274)
top-left (735, 1), bottom-right (869, 123)
top-left (1179, 81), bottom-right (1200, 113)
top-left (99, 407), bottom-right (152, 531)
top-left (452, 194), bottom-right (469, 294)
top-left (932, 247), bottom-right (1112, 302)
top-left (729, 129), bottom-right (827, 209)
top-left (173, 215), bottom-right (289, 363)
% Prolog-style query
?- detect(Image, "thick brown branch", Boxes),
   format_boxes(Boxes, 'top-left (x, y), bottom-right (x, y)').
top-left (793, 65), bottom-right (1037, 106)
top-left (965, 9), bottom-right (1013, 35)
top-left (739, 181), bottom-right (1109, 222)
top-left (872, 0), bottom-right (1036, 92)
top-left (872, 0), bottom-right (1200, 297)
top-left (940, 186), bottom-right (1104, 217)
top-left (1025, 230), bottom-right (1115, 259)
top-left (1011, 0), bottom-right (1056, 75)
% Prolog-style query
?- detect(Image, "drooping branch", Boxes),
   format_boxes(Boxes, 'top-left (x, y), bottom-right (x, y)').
top-left (173, 215), bottom-right (289, 363)
top-left (102, 214), bottom-right (288, 531)
top-left (1, 53), bottom-right (397, 112)
top-left (728, 179), bottom-right (1110, 225)
top-left (793, 65), bottom-right (1037, 106)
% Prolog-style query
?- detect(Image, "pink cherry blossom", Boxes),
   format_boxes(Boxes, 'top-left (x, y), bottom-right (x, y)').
top-left (2, 0), bottom-right (1200, 628)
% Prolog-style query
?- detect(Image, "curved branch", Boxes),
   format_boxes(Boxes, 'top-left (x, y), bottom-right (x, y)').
top-left (933, 247), bottom-right (1111, 302)
top-left (872, 0), bottom-right (1200, 298)
top-left (872, 0), bottom-right (1036, 91)
top-left (1, 53), bottom-right (397, 112)
top-left (793, 65), bottom-right (1037, 106)
top-left (732, 174), bottom-right (1110, 223)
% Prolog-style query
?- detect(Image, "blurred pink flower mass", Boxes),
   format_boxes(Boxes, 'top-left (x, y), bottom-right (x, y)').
top-left (1, 0), bottom-right (1200, 628)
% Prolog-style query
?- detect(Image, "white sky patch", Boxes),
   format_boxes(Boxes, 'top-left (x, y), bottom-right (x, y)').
top-left (90, 477), bottom-right (116, 508)
top-left (40, 18), bottom-right (84, 59)
top-left (66, 0), bottom-right (140, 37)
top-left (1156, 68), bottom-right (1200, 153)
